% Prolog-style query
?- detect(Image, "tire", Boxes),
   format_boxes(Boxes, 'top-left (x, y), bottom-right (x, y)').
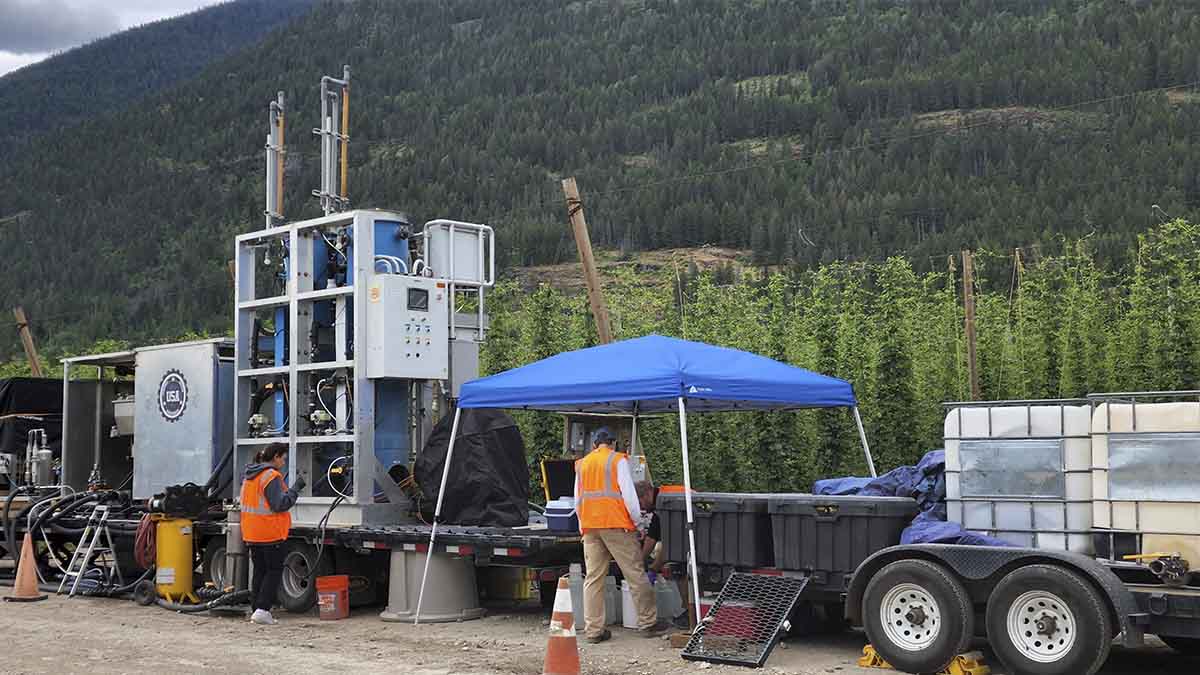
top-left (278, 541), bottom-right (332, 613)
top-left (864, 557), bottom-right (974, 672)
top-left (133, 579), bottom-right (157, 606)
top-left (862, 559), bottom-right (973, 674)
top-left (201, 540), bottom-right (227, 589)
top-left (985, 564), bottom-right (1112, 675)
top-left (1160, 635), bottom-right (1200, 658)
top-left (348, 574), bottom-right (377, 606)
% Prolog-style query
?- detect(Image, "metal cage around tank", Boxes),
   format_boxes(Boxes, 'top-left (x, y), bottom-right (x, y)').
top-left (232, 209), bottom-right (493, 527)
top-left (943, 398), bottom-right (1094, 553)
top-left (1088, 390), bottom-right (1200, 565)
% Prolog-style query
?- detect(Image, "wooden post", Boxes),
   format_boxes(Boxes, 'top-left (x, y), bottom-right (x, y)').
top-left (12, 307), bottom-right (44, 377)
top-left (961, 250), bottom-right (980, 400)
top-left (561, 177), bottom-right (613, 344)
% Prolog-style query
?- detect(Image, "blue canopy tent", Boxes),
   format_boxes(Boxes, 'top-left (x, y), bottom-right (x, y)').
top-left (415, 334), bottom-right (876, 622)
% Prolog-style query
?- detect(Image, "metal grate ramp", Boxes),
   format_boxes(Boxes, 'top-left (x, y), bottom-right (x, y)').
top-left (682, 572), bottom-right (809, 668)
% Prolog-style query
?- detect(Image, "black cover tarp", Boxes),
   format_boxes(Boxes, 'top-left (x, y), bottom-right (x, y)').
top-left (0, 378), bottom-right (63, 475)
top-left (415, 408), bottom-right (528, 527)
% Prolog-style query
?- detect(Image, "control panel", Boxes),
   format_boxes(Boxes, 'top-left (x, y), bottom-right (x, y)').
top-left (366, 274), bottom-right (450, 380)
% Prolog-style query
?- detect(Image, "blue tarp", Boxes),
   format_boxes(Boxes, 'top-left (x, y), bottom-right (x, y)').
top-left (458, 334), bottom-right (858, 413)
top-left (815, 450), bottom-right (1012, 548)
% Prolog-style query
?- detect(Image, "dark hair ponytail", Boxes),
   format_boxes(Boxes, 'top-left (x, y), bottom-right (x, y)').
top-left (254, 443), bottom-right (289, 464)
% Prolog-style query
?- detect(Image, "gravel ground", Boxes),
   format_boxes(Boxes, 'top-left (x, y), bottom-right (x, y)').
top-left (0, 594), bottom-right (1193, 674)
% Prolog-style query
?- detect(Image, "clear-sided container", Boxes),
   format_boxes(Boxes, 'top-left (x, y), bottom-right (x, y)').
top-left (944, 400), bottom-right (1093, 553)
top-left (1091, 396), bottom-right (1200, 564)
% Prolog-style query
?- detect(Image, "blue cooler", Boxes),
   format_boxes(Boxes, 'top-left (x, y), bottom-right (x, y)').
top-left (545, 498), bottom-right (579, 533)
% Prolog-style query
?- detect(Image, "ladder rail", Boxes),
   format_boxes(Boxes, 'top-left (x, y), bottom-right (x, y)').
top-left (57, 504), bottom-right (120, 597)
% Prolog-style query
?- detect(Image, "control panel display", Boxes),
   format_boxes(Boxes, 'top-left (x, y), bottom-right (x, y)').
top-left (407, 288), bottom-right (429, 312)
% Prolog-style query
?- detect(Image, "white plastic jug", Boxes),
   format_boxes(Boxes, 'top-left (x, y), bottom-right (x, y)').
top-left (568, 564), bottom-right (585, 630)
top-left (569, 568), bottom-right (622, 628)
top-left (604, 576), bottom-right (621, 625)
top-left (621, 581), bottom-right (638, 628)
top-left (654, 577), bottom-right (683, 621)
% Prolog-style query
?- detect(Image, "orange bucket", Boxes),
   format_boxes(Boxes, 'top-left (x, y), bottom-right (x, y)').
top-left (316, 574), bottom-right (349, 620)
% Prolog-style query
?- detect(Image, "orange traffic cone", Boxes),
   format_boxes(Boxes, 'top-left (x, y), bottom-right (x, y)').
top-left (543, 576), bottom-right (580, 675)
top-left (4, 532), bottom-right (47, 602)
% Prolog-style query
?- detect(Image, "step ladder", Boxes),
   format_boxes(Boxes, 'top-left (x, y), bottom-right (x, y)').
top-left (57, 504), bottom-right (123, 597)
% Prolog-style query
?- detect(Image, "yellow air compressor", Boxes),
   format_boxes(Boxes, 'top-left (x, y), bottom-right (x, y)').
top-left (154, 516), bottom-right (199, 603)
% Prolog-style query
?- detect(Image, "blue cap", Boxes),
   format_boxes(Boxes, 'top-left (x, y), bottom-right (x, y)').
top-left (591, 427), bottom-right (614, 446)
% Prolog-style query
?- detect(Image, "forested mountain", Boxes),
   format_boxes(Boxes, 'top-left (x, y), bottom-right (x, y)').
top-left (2, 0), bottom-right (1200, 359)
top-left (0, 0), bottom-right (315, 153)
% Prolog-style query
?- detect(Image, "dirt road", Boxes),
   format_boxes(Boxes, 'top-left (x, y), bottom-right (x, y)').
top-left (0, 595), bottom-right (1192, 674)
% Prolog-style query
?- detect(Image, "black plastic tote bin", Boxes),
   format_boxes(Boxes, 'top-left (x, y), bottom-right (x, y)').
top-left (658, 492), bottom-right (774, 568)
top-left (767, 495), bottom-right (917, 586)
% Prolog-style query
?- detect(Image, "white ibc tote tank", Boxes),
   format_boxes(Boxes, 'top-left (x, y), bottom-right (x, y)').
top-left (1091, 395), bottom-right (1200, 565)
top-left (944, 400), bottom-right (1093, 553)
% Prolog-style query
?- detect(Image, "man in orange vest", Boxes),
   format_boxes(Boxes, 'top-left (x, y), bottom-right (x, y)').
top-left (575, 428), bottom-right (671, 643)
top-left (241, 443), bottom-right (304, 625)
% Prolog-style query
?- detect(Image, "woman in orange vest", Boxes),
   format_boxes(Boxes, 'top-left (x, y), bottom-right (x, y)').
top-left (241, 443), bottom-right (304, 625)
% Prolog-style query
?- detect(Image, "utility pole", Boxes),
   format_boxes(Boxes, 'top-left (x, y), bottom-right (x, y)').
top-left (961, 250), bottom-right (980, 400)
top-left (12, 307), bottom-right (44, 377)
top-left (561, 177), bottom-right (613, 344)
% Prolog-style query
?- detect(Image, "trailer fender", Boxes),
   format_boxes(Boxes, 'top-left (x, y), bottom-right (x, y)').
top-left (845, 544), bottom-right (1143, 648)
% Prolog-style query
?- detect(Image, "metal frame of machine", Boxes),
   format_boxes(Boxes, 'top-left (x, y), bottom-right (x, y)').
top-left (232, 210), bottom-right (493, 526)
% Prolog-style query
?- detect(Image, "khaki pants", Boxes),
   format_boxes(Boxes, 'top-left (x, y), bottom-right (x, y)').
top-left (583, 528), bottom-right (657, 637)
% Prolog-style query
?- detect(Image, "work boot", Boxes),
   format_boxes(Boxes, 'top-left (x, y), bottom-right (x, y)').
top-left (637, 620), bottom-right (672, 638)
top-left (250, 609), bottom-right (278, 625)
top-left (584, 629), bottom-right (612, 644)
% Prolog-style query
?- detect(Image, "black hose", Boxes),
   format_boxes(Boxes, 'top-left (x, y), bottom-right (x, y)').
top-left (10, 489), bottom-right (82, 558)
top-left (108, 566), bottom-right (154, 596)
top-left (29, 491), bottom-right (100, 534)
top-left (2, 486), bottom-right (29, 563)
top-left (208, 472), bottom-right (234, 500)
top-left (205, 445), bottom-right (235, 492)
top-left (155, 588), bottom-right (251, 613)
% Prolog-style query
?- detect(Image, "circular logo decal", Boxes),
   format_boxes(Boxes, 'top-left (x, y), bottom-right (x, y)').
top-left (158, 369), bottom-right (188, 422)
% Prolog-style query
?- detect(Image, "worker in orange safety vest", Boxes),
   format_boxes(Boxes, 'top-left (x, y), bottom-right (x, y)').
top-left (574, 427), bottom-right (671, 643)
top-left (241, 443), bottom-right (304, 625)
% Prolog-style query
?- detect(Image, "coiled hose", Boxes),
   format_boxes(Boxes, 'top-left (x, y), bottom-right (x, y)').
top-left (134, 514), bottom-right (156, 569)
top-left (154, 588), bottom-right (251, 613)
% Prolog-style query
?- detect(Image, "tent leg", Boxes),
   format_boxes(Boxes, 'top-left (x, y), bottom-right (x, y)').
top-left (676, 396), bottom-right (702, 620)
top-left (414, 407), bottom-right (462, 624)
top-left (852, 406), bottom-right (877, 478)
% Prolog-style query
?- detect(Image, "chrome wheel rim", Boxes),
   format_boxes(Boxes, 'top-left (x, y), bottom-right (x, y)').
top-left (208, 547), bottom-right (227, 589)
top-left (1006, 590), bottom-right (1077, 663)
top-left (880, 582), bottom-right (942, 651)
top-left (281, 551), bottom-right (311, 598)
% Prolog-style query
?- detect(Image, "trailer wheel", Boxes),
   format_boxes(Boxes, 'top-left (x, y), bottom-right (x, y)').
top-left (202, 540), bottom-right (227, 589)
top-left (986, 564), bottom-right (1112, 675)
top-left (862, 559), bottom-right (973, 673)
top-left (1160, 635), bottom-right (1200, 658)
top-left (278, 541), bottom-right (332, 613)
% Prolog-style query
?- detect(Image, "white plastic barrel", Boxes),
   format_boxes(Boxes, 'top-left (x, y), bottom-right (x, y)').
top-left (945, 402), bottom-right (1092, 553)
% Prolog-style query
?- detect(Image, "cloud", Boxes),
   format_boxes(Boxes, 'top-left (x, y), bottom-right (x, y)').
top-left (0, 0), bottom-right (122, 54)
top-left (0, 50), bottom-right (47, 76)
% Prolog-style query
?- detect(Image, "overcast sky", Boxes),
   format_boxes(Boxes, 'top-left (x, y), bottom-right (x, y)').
top-left (0, 0), bottom-right (218, 76)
